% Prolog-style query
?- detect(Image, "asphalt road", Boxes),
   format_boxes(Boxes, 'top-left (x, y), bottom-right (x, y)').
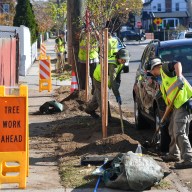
top-left (109, 40), bottom-right (150, 113)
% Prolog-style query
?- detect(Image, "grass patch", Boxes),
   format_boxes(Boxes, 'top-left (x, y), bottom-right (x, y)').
top-left (52, 71), bottom-right (71, 81)
top-left (154, 179), bottom-right (172, 190)
top-left (59, 157), bottom-right (103, 188)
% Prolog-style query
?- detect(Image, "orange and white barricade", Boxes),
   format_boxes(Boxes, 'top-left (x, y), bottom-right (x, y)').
top-left (70, 71), bottom-right (78, 93)
top-left (40, 43), bottom-right (46, 58)
top-left (39, 55), bottom-right (52, 92)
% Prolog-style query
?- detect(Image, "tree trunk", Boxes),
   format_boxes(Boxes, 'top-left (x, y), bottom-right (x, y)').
top-left (67, 0), bottom-right (85, 72)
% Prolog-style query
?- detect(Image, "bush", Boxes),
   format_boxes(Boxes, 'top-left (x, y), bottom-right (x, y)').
top-left (13, 0), bottom-right (38, 44)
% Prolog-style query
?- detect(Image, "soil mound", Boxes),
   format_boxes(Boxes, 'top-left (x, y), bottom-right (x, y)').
top-left (62, 134), bottom-right (139, 157)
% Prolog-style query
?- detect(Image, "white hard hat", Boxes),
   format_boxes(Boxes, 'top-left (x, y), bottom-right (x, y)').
top-left (151, 58), bottom-right (162, 70)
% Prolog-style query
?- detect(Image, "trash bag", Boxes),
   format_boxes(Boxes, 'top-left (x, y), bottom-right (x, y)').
top-left (103, 153), bottom-right (164, 191)
top-left (39, 100), bottom-right (64, 114)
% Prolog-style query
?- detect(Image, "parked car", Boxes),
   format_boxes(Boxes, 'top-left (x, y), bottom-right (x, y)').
top-left (113, 35), bottom-right (130, 73)
top-left (133, 39), bottom-right (192, 151)
top-left (177, 31), bottom-right (192, 39)
top-left (119, 29), bottom-right (146, 42)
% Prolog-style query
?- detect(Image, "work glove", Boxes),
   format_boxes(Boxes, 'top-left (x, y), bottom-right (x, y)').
top-left (116, 96), bottom-right (122, 105)
top-left (177, 76), bottom-right (184, 90)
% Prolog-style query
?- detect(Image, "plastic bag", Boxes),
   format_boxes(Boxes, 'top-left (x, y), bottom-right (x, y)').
top-left (103, 153), bottom-right (164, 191)
top-left (39, 100), bottom-right (63, 114)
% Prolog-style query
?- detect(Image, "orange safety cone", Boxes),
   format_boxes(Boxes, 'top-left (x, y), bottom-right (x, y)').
top-left (70, 71), bottom-right (78, 93)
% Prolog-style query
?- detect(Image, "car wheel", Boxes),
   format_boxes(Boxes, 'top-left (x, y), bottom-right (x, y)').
top-left (123, 66), bottom-right (129, 73)
top-left (123, 37), bottom-right (128, 42)
top-left (134, 99), bottom-right (147, 129)
top-left (154, 109), bottom-right (170, 153)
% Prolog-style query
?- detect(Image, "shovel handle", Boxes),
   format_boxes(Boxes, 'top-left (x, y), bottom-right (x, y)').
top-left (161, 88), bottom-right (180, 123)
top-left (118, 103), bottom-right (124, 134)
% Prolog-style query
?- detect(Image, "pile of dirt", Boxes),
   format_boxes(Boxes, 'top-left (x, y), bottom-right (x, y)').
top-left (69, 134), bottom-right (139, 156)
top-left (54, 87), bottom-right (87, 111)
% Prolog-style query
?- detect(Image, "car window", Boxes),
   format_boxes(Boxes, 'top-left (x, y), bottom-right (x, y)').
top-left (141, 46), bottom-right (150, 69)
top-left (145, 45), bottom-right (156, 67)
top-left (159, 45), bottom-right (192, 73)
top-left (141, 44), bottom-right (156, 70)
top-left (185, 33), bottom-right (192, 38)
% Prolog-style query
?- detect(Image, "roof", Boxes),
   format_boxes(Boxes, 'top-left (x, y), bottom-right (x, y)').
top-left (158, 39), bottom-right (192, 48)
top-left (154, 11), bottom-right (189, 18)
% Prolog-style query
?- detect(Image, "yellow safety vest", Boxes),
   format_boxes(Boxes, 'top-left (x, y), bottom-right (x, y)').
top-left (78, 37), bottom-right (99, 63)
top-left (108, 37), bottom-right (118, 63)
top-left (93, 63), bottom-right (123, 88)
top-left (160, 69), bottom-right (192, 108)
top-left (56, 38), bottom-right (65, 53)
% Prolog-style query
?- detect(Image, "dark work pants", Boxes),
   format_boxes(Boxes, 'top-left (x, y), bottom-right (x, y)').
top-left (77, 62), bottom-right (97, 91)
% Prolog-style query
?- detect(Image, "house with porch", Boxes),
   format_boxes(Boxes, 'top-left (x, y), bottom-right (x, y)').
top-left (142, 0), bottom-right (191, 31)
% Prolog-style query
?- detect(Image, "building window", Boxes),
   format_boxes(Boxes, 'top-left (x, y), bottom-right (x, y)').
top-left (157, 3), bottom-right (161, 11)
top-left (153, 6), bottom-right (156, 10)
top-left (3, 4), bottom-right (9, 13)
top-left (162, 18), bottom-right (179, 29)
top-left (176, 3), bottom-right (179, 11)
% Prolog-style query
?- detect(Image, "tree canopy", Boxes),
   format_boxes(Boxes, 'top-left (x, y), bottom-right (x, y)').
top-left (85, 0), bottom-right (143, 32)
top-left (29, 1), bottom-right (67, 37)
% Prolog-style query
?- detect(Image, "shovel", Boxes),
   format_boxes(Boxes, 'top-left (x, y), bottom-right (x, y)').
top-left (118, 103), bottom-right (124, 134)
top-left (143, 88), bottom-right (180, 148)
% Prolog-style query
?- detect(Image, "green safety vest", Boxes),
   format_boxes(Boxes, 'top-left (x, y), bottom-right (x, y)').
top-left (56, 37), bottom-right (65, 53)
top-left (108, 37), bottom-right (118, 63)
top-left (78, 37), bottom-right (99, 62)
top-left (93, 63), bottom-right (123, 88)
top-left (160, 68), bottom-right (192, 108)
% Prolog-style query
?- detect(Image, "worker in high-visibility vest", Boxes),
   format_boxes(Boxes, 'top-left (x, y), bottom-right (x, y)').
top-left (150, 58), bottom-right (192, 169)
top-left (78, 31), bottom-right (99, 94)
top-left (108, 32), bottom-right (118, 64)
top-left (55, 32), bottom-right (66, 73)
top-left (84, 49), bottom-right (130, 118)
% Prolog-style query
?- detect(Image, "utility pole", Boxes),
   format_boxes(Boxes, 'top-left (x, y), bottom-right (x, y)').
top-left (67, 0), bottom-right (85, 72)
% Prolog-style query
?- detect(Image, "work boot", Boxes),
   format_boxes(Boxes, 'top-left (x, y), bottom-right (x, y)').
top-left (161, 154), bottom-right (180, 162)
top-left (174, 160), bottom-right (192, 169)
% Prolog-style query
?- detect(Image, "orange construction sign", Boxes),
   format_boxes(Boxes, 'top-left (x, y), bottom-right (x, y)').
top-left (0, 97), bottom-right (26, 152)
top-left (0, 85), bottom-right (28, 189)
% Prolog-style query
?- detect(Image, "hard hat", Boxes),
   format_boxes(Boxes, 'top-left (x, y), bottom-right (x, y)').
top-left (117, 49), bottom-right (130, 60)
top-left (150, 58), bottom-right (162, 70)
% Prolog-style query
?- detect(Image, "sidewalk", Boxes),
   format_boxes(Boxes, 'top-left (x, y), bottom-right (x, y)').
top-left (1, 38), bottom-right (68, 191)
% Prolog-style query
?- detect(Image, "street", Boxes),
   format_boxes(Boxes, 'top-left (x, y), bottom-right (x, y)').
top-left (110, 40), bottom-right (149, 112)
